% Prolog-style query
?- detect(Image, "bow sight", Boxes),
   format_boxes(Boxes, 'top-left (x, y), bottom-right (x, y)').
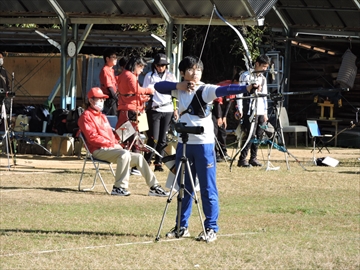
top-left (0, 88), bottom-right (15, 98)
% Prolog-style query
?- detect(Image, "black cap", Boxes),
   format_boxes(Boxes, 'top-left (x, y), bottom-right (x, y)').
top-left (154, 53), bottom-right (169, 65)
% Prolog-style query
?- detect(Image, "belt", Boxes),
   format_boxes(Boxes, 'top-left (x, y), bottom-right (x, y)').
top-left (152, 101), bottom-right (172, 110)
top-left (119, 94), bottom-right (135, 97)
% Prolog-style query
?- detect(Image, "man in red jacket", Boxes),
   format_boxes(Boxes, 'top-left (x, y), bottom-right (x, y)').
top-left (78, 87), bottom-right (169, 197)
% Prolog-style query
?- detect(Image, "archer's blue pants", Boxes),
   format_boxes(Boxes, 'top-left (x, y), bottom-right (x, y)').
top-left (174, 142), bottom-right (219, 232)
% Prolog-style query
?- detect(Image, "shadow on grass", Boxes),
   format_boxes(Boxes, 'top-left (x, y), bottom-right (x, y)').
top-left (0, 186), bottom-right (79, 193)
top-left (0, 228), bottom-right (150, 238)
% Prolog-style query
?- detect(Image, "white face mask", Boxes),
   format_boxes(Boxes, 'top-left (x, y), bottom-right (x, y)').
top-left (0, 58), bottom-right (3, 66)
top-left (93, 100), bottom-right (104, 111)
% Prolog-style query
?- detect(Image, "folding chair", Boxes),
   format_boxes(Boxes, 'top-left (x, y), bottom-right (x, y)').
top-left (279, 107), bottom-right (308, 147)
top-left (307, 120), bottom-right (333, 154)
top-left (78, 133), bottom-right (115, 194)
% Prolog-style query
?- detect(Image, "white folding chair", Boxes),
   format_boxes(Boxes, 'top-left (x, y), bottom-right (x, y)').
top-left (279, 107), bottom-right (308, 148)
top-left (78, 133), bottom-right (115, 194)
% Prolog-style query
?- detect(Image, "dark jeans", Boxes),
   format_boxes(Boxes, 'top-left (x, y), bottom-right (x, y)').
top-left (144, 110), bottom-right (173, 165)
top-left (239, 114), bottom-right (265, 161)
top-left (212, 115), bottom-right (228, 157)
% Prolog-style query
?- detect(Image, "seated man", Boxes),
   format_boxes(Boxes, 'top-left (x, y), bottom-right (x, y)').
top-left (78, 87), bottom-right (169, 197)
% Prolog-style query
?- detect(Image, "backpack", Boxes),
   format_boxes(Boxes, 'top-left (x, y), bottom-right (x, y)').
top-left (29, 105), bottom-right (49, 132)
top-left (66, 107), bottom-right (84, 136)
top-left (52, 109), bottom-right (69, 135)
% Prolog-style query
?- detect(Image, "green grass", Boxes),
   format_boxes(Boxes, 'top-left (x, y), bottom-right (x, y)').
top-left (0, 154), bottom-right (359, 269)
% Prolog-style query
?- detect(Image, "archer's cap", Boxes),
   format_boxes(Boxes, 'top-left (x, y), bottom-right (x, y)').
top-left (87, 87), bottom-right (109, 99)
top-left (154, 53), bottom-right (169, 65)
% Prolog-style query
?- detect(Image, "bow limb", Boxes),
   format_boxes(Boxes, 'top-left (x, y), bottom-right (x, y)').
top-left (213, 5), bottom-right (253, 72)
top-left (229, 116), bottom-right (255, 171)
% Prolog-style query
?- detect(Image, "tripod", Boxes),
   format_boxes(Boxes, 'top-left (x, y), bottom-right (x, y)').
top-left (155, 131), bottom-right (207, 242)
top-left (266, 99), bottom-right (307, 171)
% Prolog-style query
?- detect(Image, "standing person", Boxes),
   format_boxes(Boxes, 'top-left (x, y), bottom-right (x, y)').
top-left (213, 72), bottom-right (240, 162)
top-left (116, 55), bottom-right (154, 175)
top-left (99, 49), bottom-right (118, 115)
top-left (154, 55), bottom-right (256, 242)
top-left (0, 52), bottom-right (11, 115)
top-left (78, 87), bottom-right (169, 197)
top-left (235, 54), bottom-right (270, 167)
top-left (143, 53), bottom-right (178, 172)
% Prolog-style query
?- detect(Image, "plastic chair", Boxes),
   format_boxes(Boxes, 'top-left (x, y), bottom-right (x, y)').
top-left (78, 133), bottom-right (114, 194)
top-left (106, 115), bottom-right (118, 129)
top-left (307, 120), bottom-right (332, 154)
top-left (279, 107), bottom-right (308, 148)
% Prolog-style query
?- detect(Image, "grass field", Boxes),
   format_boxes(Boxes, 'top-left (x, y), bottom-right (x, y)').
top-left (0, 148), bottom-right (359, 269)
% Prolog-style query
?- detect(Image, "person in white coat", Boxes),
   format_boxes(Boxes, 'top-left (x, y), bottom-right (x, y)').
top-left (143, 53), bottom-right (178, 172)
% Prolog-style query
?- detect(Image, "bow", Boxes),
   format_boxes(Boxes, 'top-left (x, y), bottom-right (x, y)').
top-left (213, 5), bottom-right (258, 171)
top-left (213, 5), bottom-right (254, 73)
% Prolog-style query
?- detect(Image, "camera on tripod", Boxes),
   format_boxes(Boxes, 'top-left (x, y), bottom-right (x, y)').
top-left (175, 122), bottom-right (204, 135)
top-left (0, 88), bottom-right (15, 98)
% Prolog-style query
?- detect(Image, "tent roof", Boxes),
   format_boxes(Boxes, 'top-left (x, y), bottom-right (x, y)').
top-left (0, 0), bottom-right (359, 52)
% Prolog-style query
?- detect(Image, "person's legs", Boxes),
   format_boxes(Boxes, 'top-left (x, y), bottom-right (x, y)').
top-left (154, 112), bottom-right (173, 165)
top-left (92, 148), bottom-right (131, 188)
top-left (192, 144), bottom-right (219, 232)
top-left (238, 116), bottom-right (252, 166)
top-left (249, 115), bottom-right (265, 166)
top-left (144, 110), bottom-right (157, 164)
top-left (217, 124), bottom-right (229, 158)
top-left (129, 152), bottom-right (158, 188)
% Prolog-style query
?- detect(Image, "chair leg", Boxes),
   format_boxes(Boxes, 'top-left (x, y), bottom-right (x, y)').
top-left (78, 158), bottom-right (89, 191)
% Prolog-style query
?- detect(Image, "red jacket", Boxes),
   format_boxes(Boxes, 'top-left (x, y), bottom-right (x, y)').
top-left (78, 107), bottom-right (118, 153)
top-left (116, 70), bottom-right (152, 112)
top-left (99, 65), bottom-right (117, 96)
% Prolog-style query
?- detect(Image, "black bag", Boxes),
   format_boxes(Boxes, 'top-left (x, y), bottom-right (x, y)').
top-left (52, 109), bottom-right (69, 135)
top-left (66, 107), bottom-right (84, 136)
top-left (29, 105), bottom-right (49, 132)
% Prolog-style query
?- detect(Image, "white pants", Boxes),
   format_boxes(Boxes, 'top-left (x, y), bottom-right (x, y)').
top-left (92, 148), bottom-right (158, 189)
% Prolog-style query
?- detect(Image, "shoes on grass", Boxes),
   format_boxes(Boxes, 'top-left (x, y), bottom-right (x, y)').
top-left (196, 228), bottom-right (217, 242)
top-left (154, 164), bottom-right (164, 172)
top-left (111, 186), bottom-right (131, 196)
top-left (249, 158), bottom-right (262, 167)
top-left (130, 167), bottom-right (141, 176)
top-left (237, 160), bottom-right (252, 168)
top-left (148, 185), bottom-right (169, 197)
top-left (165, 226), bottom-right (190, 238)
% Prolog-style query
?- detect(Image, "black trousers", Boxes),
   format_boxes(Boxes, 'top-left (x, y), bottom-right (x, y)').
top-left (104, 97), bottom-right (118, 116)
top-left (239, 114), bottom-right (265, 161)
top-left (212, 115), bottom-right (228, 157)
top-left (144, 110), bottom-right (173, 165)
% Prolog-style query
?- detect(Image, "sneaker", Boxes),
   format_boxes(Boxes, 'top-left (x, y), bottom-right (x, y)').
top-left (249, 158), bottom-right (262, 167)
top-left (224, 154), bottom-right (232, 161)
top-left (154, 164), bottom-right (164, 172)
top-left (111, 186), bottom-right (131, 196)
top-left (165, 226), bottom-right (190, 238)
top-left (216, 156), bottom-right (224, 163)
top-left (130, 167), bottom-right (141, 176)
top-left (148, 185), bottom-right (169, 197)
top-left (237, 160), bottom-right (252, 168)
top-left (196, 228), bottom-right (217, 242)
